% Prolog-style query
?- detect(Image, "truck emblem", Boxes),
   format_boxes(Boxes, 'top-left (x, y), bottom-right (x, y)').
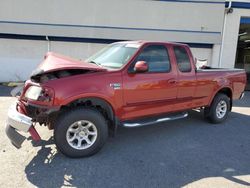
top-left (110, 83), bottom-right (121, 90)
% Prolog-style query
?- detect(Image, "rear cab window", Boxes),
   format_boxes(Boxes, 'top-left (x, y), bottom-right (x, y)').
top-left (173, 46), bottom-right (192, 73)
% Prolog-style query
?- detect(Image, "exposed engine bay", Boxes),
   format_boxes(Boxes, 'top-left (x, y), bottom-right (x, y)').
top-left (30, 69), bottom-right (94, 83)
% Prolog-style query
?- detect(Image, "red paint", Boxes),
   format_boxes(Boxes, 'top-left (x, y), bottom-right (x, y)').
top-left (16, 101), bottom-right (41, 141)
top-left (28, 126), bottom-right (41, 141)
top-left (19, 41), bottom-right (246, 126)
top-left (17, 101), bottom-right (28, 115)
top-left (134, 61), bottom-right (148, 72)
top-left (38, 52), bottom-right (106, 73)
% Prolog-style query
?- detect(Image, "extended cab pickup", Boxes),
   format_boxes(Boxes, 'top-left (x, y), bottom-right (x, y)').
top-left (6, 41), bottom-right (246, 157)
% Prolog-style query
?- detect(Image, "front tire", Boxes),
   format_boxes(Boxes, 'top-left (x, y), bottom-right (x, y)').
top-left (54, 108), bottom-right (108, 158)
top-left (204, 93), bottom-right (230, 124)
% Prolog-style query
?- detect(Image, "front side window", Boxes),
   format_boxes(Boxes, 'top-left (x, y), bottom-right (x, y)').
top-left (133, 45), bottom-right (171, 73)
top-left (174, 46), bottom-right (192, 72)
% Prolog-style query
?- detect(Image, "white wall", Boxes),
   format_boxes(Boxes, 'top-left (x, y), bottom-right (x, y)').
top-left (211, 44), bottom-right (221, 67)
top-left (190, 47), bottom-right (212, 66)
top-left (220, 8), bottom-right (250, 68)
top-left (0, 0), bottom-right (226, 81)
top-left (0, 39), bottom-right (106, 82)
top-left (50, 42), bottom-right (105, 60)
top-left (0, 39), bottom-right (47, 81)
top-left (0, 0), bottom-right (224, 44)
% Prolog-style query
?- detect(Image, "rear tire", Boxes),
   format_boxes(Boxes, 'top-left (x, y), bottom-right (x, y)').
top-left (54, 108), bottom-right (108, 158)
top-left (204, 93), bottom-right (230, 124)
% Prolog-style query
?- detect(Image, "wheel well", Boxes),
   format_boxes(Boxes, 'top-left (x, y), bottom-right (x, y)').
top-left (216, 87), bottom-right (232, 110)
top-left (61, 97), bottom-right (116, 135)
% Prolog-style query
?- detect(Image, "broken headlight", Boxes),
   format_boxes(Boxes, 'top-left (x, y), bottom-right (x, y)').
top-left (25, 85), bottom-right (54, 105)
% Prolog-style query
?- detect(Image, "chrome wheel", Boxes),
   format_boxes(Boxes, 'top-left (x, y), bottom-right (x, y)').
top-left (66, 120), bottom-right (98, 150)
top-left (216, 100), bottom-right (227, 119)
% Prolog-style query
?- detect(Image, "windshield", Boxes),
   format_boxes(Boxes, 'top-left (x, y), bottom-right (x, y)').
top-left (86, 43), bottom-right (140, 69)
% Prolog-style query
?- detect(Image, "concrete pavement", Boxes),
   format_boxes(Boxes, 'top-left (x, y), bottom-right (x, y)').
top-left (0, 85), bottom-right (250, 188)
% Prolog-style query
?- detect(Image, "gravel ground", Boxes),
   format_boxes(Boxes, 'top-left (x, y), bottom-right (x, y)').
top-left (0, 85), bottom-right (250, 188)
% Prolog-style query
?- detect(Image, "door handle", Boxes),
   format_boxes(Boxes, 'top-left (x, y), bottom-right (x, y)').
top-left (168, 79), bottom-right (177, 84)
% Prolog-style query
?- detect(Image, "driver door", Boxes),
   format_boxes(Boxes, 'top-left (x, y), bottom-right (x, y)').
top-left (121, 44), bottom-right (178, 120)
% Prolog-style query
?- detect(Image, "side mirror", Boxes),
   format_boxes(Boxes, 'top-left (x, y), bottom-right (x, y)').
top-left (134, 61), bottom-right (148, 73)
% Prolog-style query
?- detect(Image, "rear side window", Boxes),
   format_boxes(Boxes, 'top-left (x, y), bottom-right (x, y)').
top-left (174, 46), bottom-right (191, 72)
top-left (133, 45), bottom-right (171, 73)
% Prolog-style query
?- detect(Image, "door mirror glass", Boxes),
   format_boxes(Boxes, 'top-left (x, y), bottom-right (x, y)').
top-left (134, 61), bottom-right (148, 73)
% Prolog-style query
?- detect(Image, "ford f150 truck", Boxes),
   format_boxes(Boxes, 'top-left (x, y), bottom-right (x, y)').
top-left (6, 41), bottom-right (246, 158)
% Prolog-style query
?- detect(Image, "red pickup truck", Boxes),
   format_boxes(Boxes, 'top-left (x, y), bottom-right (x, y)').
top-left (6, 41), bottom-right (246, 157)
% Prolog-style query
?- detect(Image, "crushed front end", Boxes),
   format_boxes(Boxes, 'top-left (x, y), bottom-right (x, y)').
top-left (5, 81), bottom-right (60, 148)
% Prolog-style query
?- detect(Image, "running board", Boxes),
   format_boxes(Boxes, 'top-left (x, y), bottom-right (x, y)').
top-left (122, 112), bottom-right (188, 128)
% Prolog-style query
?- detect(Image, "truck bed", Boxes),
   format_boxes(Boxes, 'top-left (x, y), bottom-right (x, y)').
top-left (196, 67), bottom-right (246, 100)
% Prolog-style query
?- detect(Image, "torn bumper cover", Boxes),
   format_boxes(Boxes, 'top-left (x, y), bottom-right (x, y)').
top-left (5, 105), bottom-right (40, 148)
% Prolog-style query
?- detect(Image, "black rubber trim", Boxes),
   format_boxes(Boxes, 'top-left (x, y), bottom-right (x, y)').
top-left (5, 124), bottom-right (26, 149)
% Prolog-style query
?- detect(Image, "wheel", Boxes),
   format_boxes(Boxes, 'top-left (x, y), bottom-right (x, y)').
top-left (204, 93), bottom-right (230, 124)
top-left (54, 108), bottom-right (108, 158)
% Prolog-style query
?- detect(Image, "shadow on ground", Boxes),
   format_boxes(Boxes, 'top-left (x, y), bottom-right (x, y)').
top-left (25, 107), bottom-right (250, 187)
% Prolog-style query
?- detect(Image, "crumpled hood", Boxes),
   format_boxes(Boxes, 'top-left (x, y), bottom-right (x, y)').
top-left (31, 52), bottom-right (106, 77)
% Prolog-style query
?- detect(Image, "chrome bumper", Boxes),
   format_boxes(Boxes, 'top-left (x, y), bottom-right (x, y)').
top-left (5, 105), bottom-right (33, 148)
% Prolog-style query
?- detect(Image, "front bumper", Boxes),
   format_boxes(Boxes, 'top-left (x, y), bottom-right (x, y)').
top-left (5, 104), bottom-right (40, 148)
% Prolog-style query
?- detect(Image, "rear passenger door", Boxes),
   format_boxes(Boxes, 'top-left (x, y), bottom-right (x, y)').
top-left (173, 45), bottom-right (197, 110)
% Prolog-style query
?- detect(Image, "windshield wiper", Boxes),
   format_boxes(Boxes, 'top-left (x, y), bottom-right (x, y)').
top-left (89, 61), bottom-right (102, 67)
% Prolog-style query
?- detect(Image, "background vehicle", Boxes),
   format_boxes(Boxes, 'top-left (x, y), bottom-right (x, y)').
top-left (5, 41), bottom-right (246, 157)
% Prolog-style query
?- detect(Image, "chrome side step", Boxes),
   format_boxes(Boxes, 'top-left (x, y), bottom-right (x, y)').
top-left (122, 112), bottom-right (188, 128)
